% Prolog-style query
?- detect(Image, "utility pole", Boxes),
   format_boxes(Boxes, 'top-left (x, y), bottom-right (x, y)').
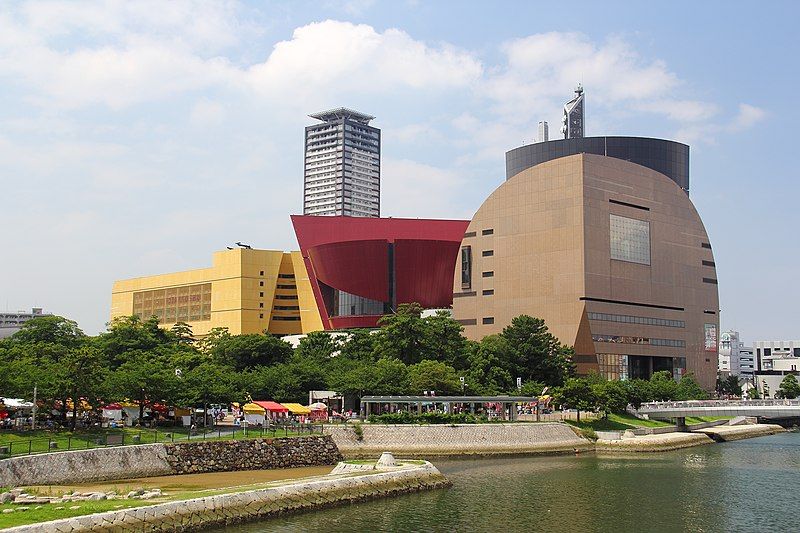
top-left (31, 384), bottom-right (37, 430)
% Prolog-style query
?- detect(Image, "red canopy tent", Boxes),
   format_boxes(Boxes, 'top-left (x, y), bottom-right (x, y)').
top-left (253, 401), bottom-right (289, 420)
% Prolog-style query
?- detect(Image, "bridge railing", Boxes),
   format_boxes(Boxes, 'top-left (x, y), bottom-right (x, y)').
top-left (637, 399), bottom-right (800, 410)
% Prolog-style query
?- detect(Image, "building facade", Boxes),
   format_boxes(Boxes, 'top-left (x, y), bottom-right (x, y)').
top-left (292, 215), bottom-right (469, 330)
top-left (452, 146), bottom-right (720, 390)
top-left (111, 249), bottom-right (323, 337)
top-left (303, 108), bottom-right (381, 217)
top-left (0, 308), bottom-right (51, 339)
top-left (718, 330), bottom-right (754, 379)
top-left (537, 121), bottom-right (549, 143)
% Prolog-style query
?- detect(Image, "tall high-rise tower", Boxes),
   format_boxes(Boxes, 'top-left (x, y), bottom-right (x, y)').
top-left (303, 108), bottom-right (381, 217)
top-left (561, 84), bottom-right (585, 139)
top-left (537, 121), bottom-right (549, 142)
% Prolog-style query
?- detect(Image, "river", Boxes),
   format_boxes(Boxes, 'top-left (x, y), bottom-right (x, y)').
top-left (217, 432), bottom-right (800, 533)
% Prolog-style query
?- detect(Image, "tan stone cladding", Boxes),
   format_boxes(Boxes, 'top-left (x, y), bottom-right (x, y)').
top-left (0, 436), bottom-right (342, 487)
top-left (453, 153), bottom-right (719, 389)
top-left (325, 423), bottom-right (591, 457)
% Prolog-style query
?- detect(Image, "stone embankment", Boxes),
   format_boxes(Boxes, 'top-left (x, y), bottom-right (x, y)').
top-left (0, 436), bottom-right (342, 487)
top-left (595, 423), bottom-right (785, 452)
top-left (325, 423), bottom-right (592, 458)
top-left (695, 423), bottom-right (784, 442)
top-left (6, 459), bottom-right (450, 533)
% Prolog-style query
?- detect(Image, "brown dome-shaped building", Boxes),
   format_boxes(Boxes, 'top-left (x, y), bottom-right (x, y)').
top-left (453, 142), bottom-right (719, 390)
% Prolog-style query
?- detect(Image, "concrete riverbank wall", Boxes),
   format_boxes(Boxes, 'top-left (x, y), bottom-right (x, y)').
top-left (6, 462), bottom-right (450, 533)
top-left (0, 436), bottom-right (342, 487)
top-left (324, 423), bottom-right (592, 458)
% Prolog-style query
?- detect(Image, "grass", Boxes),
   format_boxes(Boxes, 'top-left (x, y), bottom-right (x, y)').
top-left (0, 463), bottom-right (369, 528)
top-left (566, 413), bottom-right (734, 432)
top-left (0, 426), bottom-right (321, 458)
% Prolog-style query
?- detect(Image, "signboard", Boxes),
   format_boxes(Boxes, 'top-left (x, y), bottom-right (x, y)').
top-left (704, 324), bottom-right (717, 352)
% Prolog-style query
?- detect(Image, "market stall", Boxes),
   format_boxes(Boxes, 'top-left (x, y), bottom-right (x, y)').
top-left (253, 401), bottom-right (289, 422)
top-left (242, 402), bottom-right (266, 426)
top-left (308, 402), bottom-right (329, 421)
top-left (281, 403), bottom-right (311, 423)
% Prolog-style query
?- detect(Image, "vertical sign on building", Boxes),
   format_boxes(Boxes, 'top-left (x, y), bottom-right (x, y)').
top-left (704, 324), bottom-right (718, 352)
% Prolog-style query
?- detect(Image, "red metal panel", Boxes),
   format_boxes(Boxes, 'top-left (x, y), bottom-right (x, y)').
top-left (308, 240), bottom-right (389, 302)
top-left (394, 239), bottom-right (462, 308)
top-left (291, 215), bottom-right (470, 331)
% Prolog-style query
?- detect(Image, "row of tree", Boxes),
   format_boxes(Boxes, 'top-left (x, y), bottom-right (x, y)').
top-left (0, 303), bottom-right (713, 428)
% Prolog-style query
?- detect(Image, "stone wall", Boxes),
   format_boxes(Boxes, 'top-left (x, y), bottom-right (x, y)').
top-left (325, 423), bottom-right (591, 457)
top-left (0, 436), bottom-right (342, 487)
top-left (6, 462), bottom-right (450, 532)
top-left (165, 436), bottom-right (342, 474)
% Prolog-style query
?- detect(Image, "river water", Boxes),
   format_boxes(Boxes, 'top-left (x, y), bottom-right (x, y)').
top-left (219, 432), bottom-right (800, 533)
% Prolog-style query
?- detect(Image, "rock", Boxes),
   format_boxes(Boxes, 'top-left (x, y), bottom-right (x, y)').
top-left (16, 507), bottom-right (30, 512)
top-left (55, 506), bottom-right (65, 510)
top-left (9, 489), bottom-right (24, 497)
top-left (69, 505), bottom-right (81, 510)
top-left (2, 509), bottom-right (14, 514)
top-left (622, 429), bottom-right (637, 439)
top-left (0, 492), bottom-right (14, 503)
top-left (88, 493), bottom-right (107, 501)
top-left (376, 451), bottom-right (397, 467)
top-left (126, 491), bottom-right (138, 499)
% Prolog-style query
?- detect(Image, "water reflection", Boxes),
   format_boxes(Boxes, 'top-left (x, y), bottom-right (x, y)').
top-left (217, 432), bottom-right (799, 533)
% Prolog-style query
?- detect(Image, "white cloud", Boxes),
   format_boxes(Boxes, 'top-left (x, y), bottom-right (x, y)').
top-left (729, 103), bottom-right (766, 131)
top-left (381, 159), bottom-right (471, 219)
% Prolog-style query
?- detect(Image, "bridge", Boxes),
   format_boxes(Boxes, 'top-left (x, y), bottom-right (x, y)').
top-left (635, 399), bottom-right (800, 422)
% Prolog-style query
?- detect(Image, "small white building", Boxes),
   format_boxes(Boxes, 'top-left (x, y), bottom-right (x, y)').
top-left (718, 331), bottom-right (754, 380)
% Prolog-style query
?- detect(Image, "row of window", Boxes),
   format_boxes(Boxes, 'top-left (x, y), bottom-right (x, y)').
top-left (592, 334), bottom-right (686, 348)
top-left (587, 312), bottom-right (685, 328)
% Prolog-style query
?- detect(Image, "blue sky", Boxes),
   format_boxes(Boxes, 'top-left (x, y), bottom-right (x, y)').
top-left (1, 0), bottom-right (797, 341)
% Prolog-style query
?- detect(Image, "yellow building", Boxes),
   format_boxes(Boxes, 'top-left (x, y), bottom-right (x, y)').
top-left (111, 248), bottom-right (323, 337)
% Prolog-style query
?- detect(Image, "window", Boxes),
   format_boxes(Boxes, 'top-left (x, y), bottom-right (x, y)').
top-left (259, 303), bottom-right (264, 308)
top-left (764, 348), bottom-right (771, 356)
top-left (273, 316), bottom-right (301, 321)
top-left (482, 250), bottom-right (494, 257)
top-left (482, 317), bottom-right (495, 325)
top-left (702, 260), bottom-right (716, 267)
top-left (701, 242), bottom-right (712, 249)
top-left (278, 274), bottom-right (295, 279)
top-left (610, 214), bottom-right (650, 265)
top-left (464, 231), bottom-right (476, 238)
top-left (587, 312), bottom-right (684, 328)
top-left (276, 284), bottom-right (296, 289)
top-left (702, 278), bottom-right (718, 284)
top-left (259, 292), bottom-right (264, 297)
top-left (259, 313), bottom-right (264, 319)
top-left (482, 229), bottom-right (494, 236)
top-left (482, 289), bottom-right (494, 296)
top-left (260, 271), bottom-right (264, 276)
top-left (273, 306), bottom-right (300, 311)
top-left (592, 334), bottom-right (685, 348)
top-left (259, 281), bottom-right (264, 287)
top-left (482, 271), bottom-right (494, 278)
top-left (609, 198), bottom-right (649, 211)
top-left (132, 283), bottom-right (211, 323)
top-left (461, 246), bottom-right (472, 289)
top-left (275, 295), bottom-right (298, 300)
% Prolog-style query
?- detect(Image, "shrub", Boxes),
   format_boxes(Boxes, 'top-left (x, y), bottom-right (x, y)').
top-left (352, 422), bottom-right (364, 441)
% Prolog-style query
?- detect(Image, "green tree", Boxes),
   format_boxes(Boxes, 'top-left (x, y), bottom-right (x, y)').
top-left (649, 371), bottom-right (678, 401)
top-left (423, 311), bottom-right (469, 369)
top-left (777, 374), bottom-right (800, 399)
top-left (624, 379), bottom-right (653, 409)
top-left (295, 331), bottom-right (340, 361)
top-left (210, 334), bottom-right (292, 371)
top-left (338, 329), bottom-right (376, 361)
top-left (373, 303), bottom-right (429, 364)
top-left (554, 378), bottom-right (597, 423)
top-left (59, 346), bottom-right (108, 431)
top-left (718, 375), bottom-right (743, 397)
top-left (465, 336), bottom-right (513, 394)
top-left (593, 380), bottom-right (630, 416)
top-left (674, 374), bottom-right (709, 400)
top-left (170, 322), bottom-right (195, 344)
top-left (745, 385), bottom-right (760, 400)
top-left (499, 315), bottom-right (576, 386)
top-left (96, 315), bottom-right (177, 369)
top-left (407, 359), bottom-right (461, 395)
top-left (178, 363), bottom-right (239, 421)
top-left (109, 353), bottom-right (179, 423)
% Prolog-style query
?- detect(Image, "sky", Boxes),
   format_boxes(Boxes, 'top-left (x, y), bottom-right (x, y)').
top-left (1, 0), bottom-right (798, 342)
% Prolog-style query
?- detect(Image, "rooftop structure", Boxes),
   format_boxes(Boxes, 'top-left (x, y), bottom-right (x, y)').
top-left (0, 308), bottom-right (51, 339)
top-left (561, 84), bottom-right (585, 139)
